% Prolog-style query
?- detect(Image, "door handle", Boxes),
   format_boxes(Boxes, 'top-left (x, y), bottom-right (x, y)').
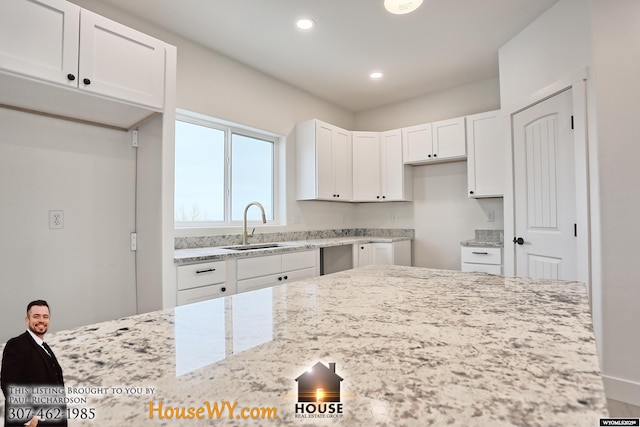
top-left (512, 237), bottom-right (525, 245)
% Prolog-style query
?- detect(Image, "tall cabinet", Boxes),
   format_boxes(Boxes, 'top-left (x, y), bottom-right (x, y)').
top-left (466, 110), bottom-right (504, 198)
top-left (297, 119), bottom-right (352, 201)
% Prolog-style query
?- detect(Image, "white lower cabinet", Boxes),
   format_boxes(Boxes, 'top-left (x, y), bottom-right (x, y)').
top-left (237, 250), bottom-right (318, 294)
top-left (176, 260), bottom-right (235, 306)
top-left (460, 246), bottom-right (503, 275)
top-left (354, 240), bottom-right (412, 268)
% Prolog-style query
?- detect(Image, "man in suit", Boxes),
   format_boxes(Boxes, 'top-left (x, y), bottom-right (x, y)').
top-left (1, 300), bottom-right (67, 427)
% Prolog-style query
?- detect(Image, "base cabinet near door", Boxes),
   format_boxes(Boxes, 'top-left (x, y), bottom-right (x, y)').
top-left (355, 240), bottom-right (412, 268)
top-left (461, 246), bottom-right (503, 275)
top-left (176, 260), bottom-right (235, 306)
top-left (236, 250), bottom-right (318, 294)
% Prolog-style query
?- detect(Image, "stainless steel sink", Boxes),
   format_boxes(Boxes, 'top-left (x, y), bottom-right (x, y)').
top-left (222, 243), bottom-right (285, 251)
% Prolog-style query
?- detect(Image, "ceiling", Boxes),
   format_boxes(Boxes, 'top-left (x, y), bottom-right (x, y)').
top-left (96, 0), bottom-right (558, 112)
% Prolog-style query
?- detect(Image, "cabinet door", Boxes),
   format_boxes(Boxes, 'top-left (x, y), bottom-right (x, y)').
top-left (237, 273), bottom-right (281, 294)
top-left (357, 244), bottom-right (372, 267)
top-left (466, 110), bottom-right (504, 197)
top-left (432, 117), bottom-right (466, 160)
top-left (372, 243), bottom-right (393, 265)
top-left (402, 123), bottom-right (432, 164)
top-left (78, 9), bottom-right (165, 109)
top-left (380, 129), bottom-right (407, 200)
top-left (332, 127), bottom-right (352, 200)
top-left (316, 122), bottom-right (335, 199)
top-left (0, 0), bottom-right (79, 86)
top-left (352, 131), bottom-right (381, 201)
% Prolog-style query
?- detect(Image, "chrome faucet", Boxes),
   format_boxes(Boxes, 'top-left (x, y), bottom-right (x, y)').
top-left (243, 201), bottom-right (267, 245)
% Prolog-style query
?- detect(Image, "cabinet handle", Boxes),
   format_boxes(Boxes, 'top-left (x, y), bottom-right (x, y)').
top-left (83, 78), bottom-right (91, 85)
top-left (361, 246), bottom-right (365, 250)
top-left (471, 251), bottom-right (489, 255)
top-left (221, 287), bottom-right (226, 292)
top-left (513, 237), bottom-right (525, 245)
top-left (382, 196), bottom-right (386, 199)
top-left (67, 74), bottom-right (76, 81)
top-left (283, 275), bottom-right (288, 280)
top-left (195, 268), bottom-right (216, 274)
top-left (428, 154), bottom-right (432, 158)
top-left (433, 153), bottom-right (437, 158)
top-left (376, 196), bottom-right (380, 199)
top-left (278, 276), bottom-right (283, 281)
top-left (469, 190), bottom-right (474, 195)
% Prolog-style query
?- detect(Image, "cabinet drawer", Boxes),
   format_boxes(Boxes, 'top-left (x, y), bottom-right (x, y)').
top-left (177, 261), bottom-right (227, 290)
top-left (461, 246), bottom-right (502, 265)
top-left (282, 250), bottom-right (316, 271)
top-left (177, 282), bottom-right (231, 306)
top-left (237, 254), bottom-right (281, 280)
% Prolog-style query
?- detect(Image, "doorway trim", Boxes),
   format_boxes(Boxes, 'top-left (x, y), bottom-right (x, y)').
top-left (503, 66), bottom-right (591, 300)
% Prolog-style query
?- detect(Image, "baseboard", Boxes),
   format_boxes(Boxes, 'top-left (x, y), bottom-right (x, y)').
top-left (602, 375), bottom-right (640, 406)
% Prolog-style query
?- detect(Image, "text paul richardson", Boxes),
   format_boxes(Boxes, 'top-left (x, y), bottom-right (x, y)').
top-left (148, 401), bottom-right (278, 420)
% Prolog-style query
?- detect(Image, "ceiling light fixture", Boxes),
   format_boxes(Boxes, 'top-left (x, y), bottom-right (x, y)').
top-left (296, 18), bottom-right (315, 31)
top-left (384, 0), bottom-right (423, 15)
top-left (370, 71), bottom-right (384, 80)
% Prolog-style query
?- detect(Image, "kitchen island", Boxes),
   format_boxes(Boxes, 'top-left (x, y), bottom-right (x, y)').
top-left (0, 266), bottom-right (607, 426)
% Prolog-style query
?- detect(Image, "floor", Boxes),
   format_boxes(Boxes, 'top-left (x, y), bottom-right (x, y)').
top-left (608, 399), bottom-right (640, 417)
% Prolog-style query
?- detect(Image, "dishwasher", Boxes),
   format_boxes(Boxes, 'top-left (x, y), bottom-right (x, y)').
top-left (320, 245), bottom-right (353, 275)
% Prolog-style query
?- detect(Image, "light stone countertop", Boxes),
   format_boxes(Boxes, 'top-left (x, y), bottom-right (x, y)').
top-left (174, 236), bottom-right (412, 264)
top-left (0, 265), bottom-right (607, 426)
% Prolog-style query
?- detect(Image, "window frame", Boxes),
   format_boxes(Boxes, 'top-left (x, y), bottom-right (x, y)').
top-left (174, 109), bottom-right (281, 229)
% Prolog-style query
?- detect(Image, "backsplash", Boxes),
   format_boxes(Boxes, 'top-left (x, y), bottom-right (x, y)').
top-left (474, 229), bottom-right (504, 243)
top-left (174, 228), bottom-right (415, 249)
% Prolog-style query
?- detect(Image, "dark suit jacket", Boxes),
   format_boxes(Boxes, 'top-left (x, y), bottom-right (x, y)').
top-left (1, 332), bottom-right (67, 427)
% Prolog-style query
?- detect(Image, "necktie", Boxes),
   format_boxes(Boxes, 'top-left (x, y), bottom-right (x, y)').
top-left (42, 341), bottom-right (55, 359)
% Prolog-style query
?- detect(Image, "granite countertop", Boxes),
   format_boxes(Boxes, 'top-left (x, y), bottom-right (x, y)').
top-left (0, 265), bottom-right (607, 426)
top-left (461, 229), bottom-right (504, 248)
top-left (175, 236), bottom-right (412, 264)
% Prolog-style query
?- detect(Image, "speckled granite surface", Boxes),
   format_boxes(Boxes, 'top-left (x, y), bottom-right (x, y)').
top-left (175, 228), bottom-right (414, 250)
top-left (0, 265), bottom-right (606, 426)
top-left (461, 229), bottom-right (504, 248)
top-left (175, 235), bottom-right (413, 264)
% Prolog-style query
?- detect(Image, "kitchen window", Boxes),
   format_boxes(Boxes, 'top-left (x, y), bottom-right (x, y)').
top-left (174, 110), bottom-right (279, 227)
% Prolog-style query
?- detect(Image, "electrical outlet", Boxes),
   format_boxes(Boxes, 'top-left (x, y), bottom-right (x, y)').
top-left (391, 213), bottom-right (398, 222)
top-left (49, 210), bottom-right (64, 229)
top-left (293, 214), bottom-right (301, 224)
top-left (487, 210), bottom-right (495, 222)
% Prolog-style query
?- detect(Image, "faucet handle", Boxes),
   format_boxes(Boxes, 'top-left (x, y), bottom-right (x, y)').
top-left (250, 227), bottom-right (256, 237)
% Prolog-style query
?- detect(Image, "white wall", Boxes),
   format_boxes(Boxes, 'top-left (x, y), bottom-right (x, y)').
top-left (499, 0), bottom-right (640, 405)
top-left (0, 108), bottom-right (138, 342)
top-left (589, 0), bottom-right (640, 405)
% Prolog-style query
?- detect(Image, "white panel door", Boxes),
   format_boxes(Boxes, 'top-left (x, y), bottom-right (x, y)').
top-left (332, 127), bottom-right (352, 200)
top-left (352, 131), bottom-right (380, 201)
top-left (0, 0), bottom-right (79, 86)
top-left (512, 89), bottom-right (576, 280)
top-left (432, 117), bottom-right (466, 160)
top-left (79, 9), bottom-right (165, 108)
top-left (380, 129), bottom-right (404, 200)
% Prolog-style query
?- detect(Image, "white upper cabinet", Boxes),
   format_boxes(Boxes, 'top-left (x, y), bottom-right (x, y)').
top-left (402, 117), bottom-right (466, 165)
top-left (0, 0), bottom-right (167, 126)
top-left (352, 131), bottom-right (381, 201)
top-left (297, 119), bottom-right (352, 201)
top-left (352, 130), bottom-right (412, 202)
top-left (79, 9), bottom-right (165, 109)
top-left (466, 110), bottom-right (504, 198)
top-left (402, 123), bottom-right (432, 164)
top-left (0, 0), bottom-right (80, 86)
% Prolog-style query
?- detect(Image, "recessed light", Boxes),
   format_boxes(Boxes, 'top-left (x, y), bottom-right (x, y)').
top-left (296, 18), bottom-right (315, 31)
top-left (370, 71), bottom-right (384, 80)
top-left (384, 0), bottom-right (423, 15)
